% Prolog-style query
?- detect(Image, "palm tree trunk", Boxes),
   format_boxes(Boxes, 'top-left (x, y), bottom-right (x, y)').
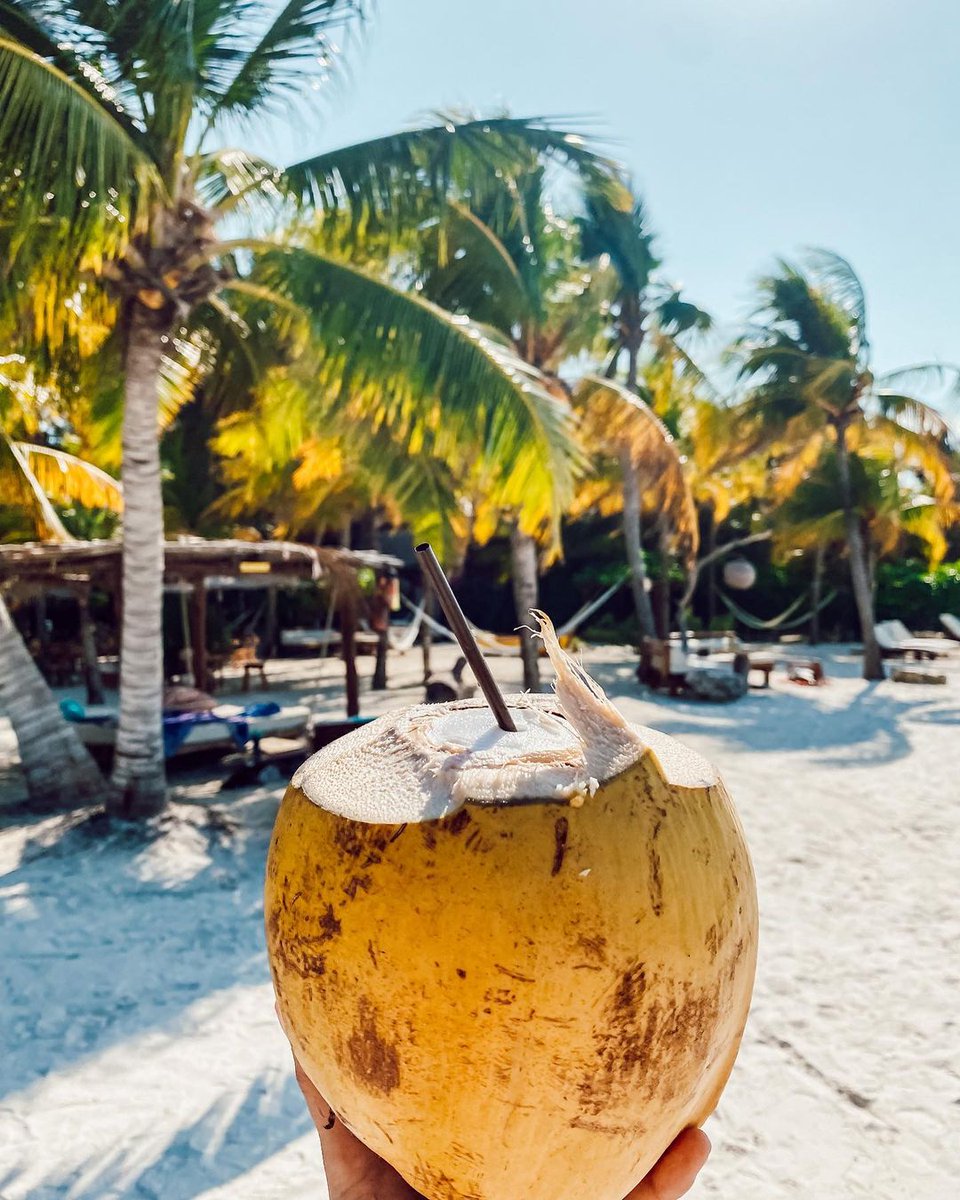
top-left (107, 304), bottom-right (169, 819)
top-left (809, 542), bottom-right (826, 645)
top-left (620, 446), bottom-right (656, 641)
top-left (0, 593), bottom-right (105, 810)
top-left (834, 422), bottom-right (884, 680)
top-left (509, 524), bottom-right (541, 692)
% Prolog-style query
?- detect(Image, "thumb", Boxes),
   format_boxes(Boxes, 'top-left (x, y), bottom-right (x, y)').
top-left (626, 1128), bottom-right (711, 1200)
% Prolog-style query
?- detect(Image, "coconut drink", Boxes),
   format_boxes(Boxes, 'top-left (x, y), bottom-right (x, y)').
top-left (266, 575), bottom-right (758, 1200)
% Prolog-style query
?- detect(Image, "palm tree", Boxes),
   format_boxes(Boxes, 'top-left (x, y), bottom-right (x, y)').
top-left (577, 183), bottom-right (710, 637)
top-left (737, 250), bottom-right (956, 679)
top-left (771, 435), bottom-right (958, 639)
top-left (411, 167), bottom-right (606, 688)
top-left (0, 4), bottom-right (609, 815)
top-left (570, 372), bottom-right (699, 641)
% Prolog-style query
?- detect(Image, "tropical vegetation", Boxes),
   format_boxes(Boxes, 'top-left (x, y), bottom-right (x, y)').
top-left (1, 7), bottom-right (958, 818)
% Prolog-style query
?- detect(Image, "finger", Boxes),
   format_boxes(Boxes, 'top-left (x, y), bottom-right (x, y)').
top-left (293, 1057), bottom-right (337, 1132)
top-left (626, 1128), bottom-right (711, 1200)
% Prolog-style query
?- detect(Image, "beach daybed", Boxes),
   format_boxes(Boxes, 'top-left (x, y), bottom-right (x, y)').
top-left (874, 620), bottom-right (956, 660)
top-left (940, 613), bottom-right (960, 641)
top-left (61, 699), bottom-right (311, 758)
top-left (639, 636), bottom-right (772, 699)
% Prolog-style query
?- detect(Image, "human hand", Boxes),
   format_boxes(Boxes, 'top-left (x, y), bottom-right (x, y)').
top-left (291, 1053), bottom-right (710, 1200)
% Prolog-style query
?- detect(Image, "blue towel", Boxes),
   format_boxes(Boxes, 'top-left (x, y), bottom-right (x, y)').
top-left (60, 699), bottom-right (114, 726)
top-left (161, 711), bottom-right (250, 757)
top-left (239, 702), bottom-right (280, 718)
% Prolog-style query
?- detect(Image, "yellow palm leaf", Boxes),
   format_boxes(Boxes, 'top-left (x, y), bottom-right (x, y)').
top-left (17, 443), bottom-right (123, 513)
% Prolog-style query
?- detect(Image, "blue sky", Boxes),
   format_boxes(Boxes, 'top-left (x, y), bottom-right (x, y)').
top-left (251, 0), bottom-right (960, 379)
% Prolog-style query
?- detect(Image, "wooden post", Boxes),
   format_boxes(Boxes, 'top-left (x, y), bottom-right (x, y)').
top-left (264, 583), bottom-right (278, 659)
top-left (341, 592), bottom-right (360, 718)
top-left (190, 578), bottom-right (209, 694)
top-left (420, 586), bottom-right (437, 682)
top-left (78, 585), bottom-right (105, 705)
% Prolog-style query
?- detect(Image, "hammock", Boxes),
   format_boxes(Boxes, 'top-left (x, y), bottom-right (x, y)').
top-left (389, 603), bottom-right (426, 651)
top-left (401, 572), bottom-right (629, 654)
top-left (719, 587), bottom-right (838, 632)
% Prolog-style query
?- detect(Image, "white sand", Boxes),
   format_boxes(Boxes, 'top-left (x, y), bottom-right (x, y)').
top-left (1, 642), bottom-right (959, 1199)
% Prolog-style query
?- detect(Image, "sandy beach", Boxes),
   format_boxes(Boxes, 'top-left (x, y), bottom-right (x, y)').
top-left (2, 642), bottom-right (959, 1199)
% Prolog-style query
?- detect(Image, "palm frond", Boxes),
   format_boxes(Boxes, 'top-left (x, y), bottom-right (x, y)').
top-left (573, 373), bottom-right (698, 558)
top-left (417, 202), bottom-right (530, 331)
top-left (283, 115), bottom-right (616, 234)
top-left (245, 242), bottom-right (581, 530)
top-left (577, 180), bottom-right (658, 294)
top-left (0, 36), bottom-right (161, 314)
top-left (16, 441), bottom-right (123, 511)
top-left (200, 0), bottom-right (365, 134)
top-left (803, 248), bottom-right (867, 334)
top-left (872, 391), bottom-right (952, 440)
top-left (0, 432), bottom-right (72, 541)
top-left (875, 363), bottom-right (960, 398)
top-left (196, 147), bottom-right (285, 219)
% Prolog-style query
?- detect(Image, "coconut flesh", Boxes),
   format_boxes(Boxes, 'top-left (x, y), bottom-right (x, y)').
top-left (267, 613), bottom-right (758, 1200)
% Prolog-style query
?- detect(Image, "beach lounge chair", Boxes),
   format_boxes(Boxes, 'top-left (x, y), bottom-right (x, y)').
top-left (874, 620), bottom-right (955, 660)
top-left (61, 699), bottom-right (311, 759)
top-left (940, 613), bottom-right (960, 641)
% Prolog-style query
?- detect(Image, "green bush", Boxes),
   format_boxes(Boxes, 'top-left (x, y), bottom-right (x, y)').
top-left (876, 560), bottom-right (960, 631)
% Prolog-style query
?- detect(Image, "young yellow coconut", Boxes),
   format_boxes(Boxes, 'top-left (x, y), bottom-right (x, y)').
top-left (266, 614), bottom-right (758, 1200)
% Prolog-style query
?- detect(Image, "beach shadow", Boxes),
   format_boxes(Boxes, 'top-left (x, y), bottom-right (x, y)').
top-left (585, 662), bottom-right (960, 767)
top-left (0, 796), bottom-right (279, 1104)
top-left (4, 1069), bottom-right (312, 1200)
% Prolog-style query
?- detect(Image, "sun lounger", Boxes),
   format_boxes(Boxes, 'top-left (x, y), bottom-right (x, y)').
top-left (875, 620), bottom-right (956, 660)
top-left (940, 613), bottom-right (960, 641)
top-left (61, 699), bottom-right (311, 758)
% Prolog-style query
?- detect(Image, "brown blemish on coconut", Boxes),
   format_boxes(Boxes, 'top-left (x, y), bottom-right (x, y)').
top-left (414, 1163), bottom-right (482, 1200)
top-left (578, 966), bottom-right (720, 1115)
top-left (316, 903), bottom-right (342, 942)
top-left (579, 961), bottom-right (653, 1115)
top-left (275, 936), bottom-right (329, 978)
top-left (447, 808), bottom-right (471, 836)
top-left (576, 933), bottom-right (608, 963)
top-left (495, 964), bottom-right (535, 983)
top-left (552, 816), bottom-right (569, 876)
top-left (346, 998), bottom-right (400, 1095)
top-left (648, 820), bottom-right (664, 916)
top-left (343, 873), bottom-right (372, 900)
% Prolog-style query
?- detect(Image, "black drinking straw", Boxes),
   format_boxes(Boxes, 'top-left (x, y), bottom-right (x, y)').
top-left (415, 542), bottom-right (518, 733)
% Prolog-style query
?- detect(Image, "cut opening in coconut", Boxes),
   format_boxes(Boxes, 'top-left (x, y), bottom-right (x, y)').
top-left (293, 615), bottom-right (717, 825)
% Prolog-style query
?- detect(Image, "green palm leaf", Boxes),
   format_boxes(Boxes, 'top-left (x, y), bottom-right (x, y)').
top-left (283, 115), bottom-right (615, 233)
top-left (0, 36), bottom-right (160, 279)
top-left (246, 243), bottom-right (580, 524)
top-left (200, 0), bottom-right (365, 132)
